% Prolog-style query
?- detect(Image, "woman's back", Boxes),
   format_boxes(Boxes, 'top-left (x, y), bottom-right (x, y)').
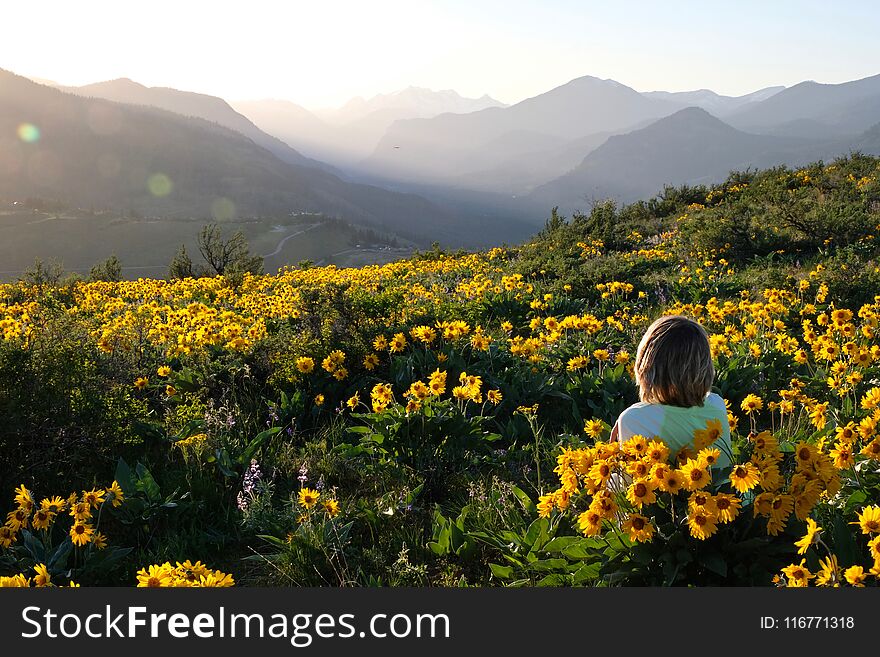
top-left (616, 392), bottom-right (733, 469)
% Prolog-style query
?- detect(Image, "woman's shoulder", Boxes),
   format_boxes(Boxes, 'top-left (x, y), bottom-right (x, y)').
top-left (618, 401), bottom-right (660, 422)
top-left (704, 392), bottom-right (727, 411)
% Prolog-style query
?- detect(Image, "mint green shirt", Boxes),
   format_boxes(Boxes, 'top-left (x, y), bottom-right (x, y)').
top-left (615, 392), bottom-right (733, 470)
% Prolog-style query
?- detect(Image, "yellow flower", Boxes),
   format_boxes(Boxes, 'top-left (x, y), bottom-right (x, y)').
top-left (844, 565), bottom-right (867, 587)
top-left (69, 521), bottom-right (94, 546)
top-left (105, 481), bottom-right (125, 507)
top-left (196, 572), bottom-right (235, 587)
top-left (487, 389), bottom-right (503, 404)
top-left (687, 508), bottom-right (718, 540)
top-left (679, 459), bottom-right (711, 491)
top-left (583, 419), bottom-right (604, 438)
top-left (14, 484), bottom-right (34, 508)
top-left (0, 574), bottom-right (30, 587)
top-left (781, 560), bottom-right (814, 587)
top-left (389, 332), bottom-right (408, 353)
top-left (741, 394), bottom-right (763, 414)
top-left (645, 441), bottom-right (669, 464)
top-left (33, 564), bottom-right (51, 587)
top-left (622, 435), bottom-right (648, 458)
top-left (816, 554), bottom-right (840, 587)
top-left (346, 393), bottom-right (360, 410)
top-left (136, 563), bottom-right (173, 587)
top-left (658, 469), bottom-right (684, 495)
top-left (82, 488), bottom-right (106, 508)
top-left (693, 418), bottom-right (723, 451)
top-left (577, 510), bottom-right (603, 537)
top-left (298, 488), bottom-right (320, 509)
top-left (41, 496), bottom-right (67, 514)
top-left (296, 356), bottom-right (315, 373)
top-left (31, 508), bottom-right (53, 531)
top-left (729, 462), bottom-right (761, 493)
top-left (322, 499), bottom-right (340, 517)
top-left (0, 526), bottom-right (17, 549)
top-left (713, 493), bottom-right (740, 523)
top-left (134, 377), bottom-right (149, 390)
top-left (794, 518), bottom-right (822, 555)
top-left (537, 493), bottom-right (555, 518)
top-left (852, 506), bottom-right (880, 534)
top-left (6, 507), bottom-right (29, 531)
top-left (157, 365), bottom-right (171, 377)
top-left (587, 460), bottom-right (613, 487)
top-left (626, 480), bottom-right (657, 509)
top-left (314, 394), bottom-right (325, 406)
top-left (622, 513), bottom-right (654, 543)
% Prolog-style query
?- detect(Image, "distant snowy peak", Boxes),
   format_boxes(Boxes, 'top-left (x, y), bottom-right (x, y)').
top-left (641, 86), bottom-right (786, 116)
top-left (321, 86), bottom-right (507, 123)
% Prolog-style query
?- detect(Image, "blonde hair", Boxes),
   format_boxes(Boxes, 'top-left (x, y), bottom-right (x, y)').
top-left (634, 315), bottom-right (714, 407)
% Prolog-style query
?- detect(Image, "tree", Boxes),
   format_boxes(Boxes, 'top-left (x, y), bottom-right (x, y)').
top-left (89, 255), bottom-right (122, 282)
top-left (168, 244), bottom-right (196, 280)
top-left (20, 258), bottom-right (64, 288)
top-left (197, 224), bottom-right (263, 276)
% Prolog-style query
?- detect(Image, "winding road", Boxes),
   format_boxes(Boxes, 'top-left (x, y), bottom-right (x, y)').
top-left (261, 223), bottom-right (322, 258)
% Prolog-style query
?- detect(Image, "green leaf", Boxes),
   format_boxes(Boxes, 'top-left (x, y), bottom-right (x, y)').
top-left (562, 538), bottom-right (605, 560)
top-left (527, 558), bottom-right (568, 572)
top-left (238, 427), bottom-right (282, 465)
top-left (700, 552), bottom-right (728, 578)
top-left (47, 539), bottom-right (73, 571)
top-left (21, 530), bottom-right (46, 563)
top-left (404, 483), bottom-right (424, 506)
top-left (510, 485), bottom-right (537, 516)
top-left (573, 562), bottom-right (601, 583)
top-left (831, 513), bottom-right (859, 567)
top-left (489, 563), bottom-right (513, 579)
top-left (174, 419), bottom-right (205, 441)
top-left (346, 426), bottom-right (373, 434)
top-left (542, 536), bottom-right (581, 553)
top-left (114, 458), bottom-right (134, 496)
top-left (523, 517), bottom-right (549, 552)
top-left (629, 544), bottom-right (655, 565)
top-left (134, 463), bottom-right (162, 502)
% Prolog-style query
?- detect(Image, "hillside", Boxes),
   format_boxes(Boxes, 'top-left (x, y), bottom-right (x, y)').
top-left (231, 99), bottom-right (342, 162)
top-left (65, 78), bottom-right (330, 171)
top-left (530, 107), bottom-right (851, 209)
top-left (0, 69), bottom-right (534, 249)
top-left (727, 73), bottom-right (880, 138)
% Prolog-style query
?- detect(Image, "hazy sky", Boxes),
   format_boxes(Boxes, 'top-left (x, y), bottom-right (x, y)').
top-left (1, 0), bottom-right (878, 109)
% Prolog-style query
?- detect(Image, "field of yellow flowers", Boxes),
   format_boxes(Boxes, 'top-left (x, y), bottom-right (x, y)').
top-left (1, 154), bottom-right (880, 587)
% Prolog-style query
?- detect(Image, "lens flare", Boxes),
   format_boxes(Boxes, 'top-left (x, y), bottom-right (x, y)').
top-left (211, 197), bottom-right (236, 221)
top-left (147, 173), bottom-right (173, 197)
top-left (17, 123), bottom-right (40, 143)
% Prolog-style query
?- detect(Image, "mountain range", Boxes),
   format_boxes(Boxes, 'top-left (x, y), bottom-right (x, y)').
top-left (4, 65), bottom-right (880, 273)
top-left (233, 87), bottom-right (505, 165)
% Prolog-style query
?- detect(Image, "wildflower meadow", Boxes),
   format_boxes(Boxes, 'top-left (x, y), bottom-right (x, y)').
top-left (2, 155), bottom-right (880, 587)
